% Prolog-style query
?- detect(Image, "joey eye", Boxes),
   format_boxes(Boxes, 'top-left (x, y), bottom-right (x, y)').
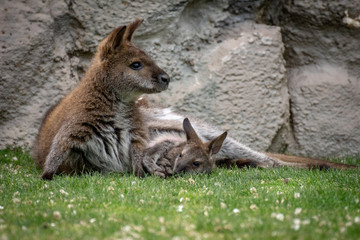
top-left (193, 161), bottom-right (201, 167)
top-left (129, 62), bottom-right (143, 70)
top-left (178, 153), bottom-right (182, 158)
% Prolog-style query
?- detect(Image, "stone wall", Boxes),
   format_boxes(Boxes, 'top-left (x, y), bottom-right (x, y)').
top-left (0, 0), bottom-right (359, 158)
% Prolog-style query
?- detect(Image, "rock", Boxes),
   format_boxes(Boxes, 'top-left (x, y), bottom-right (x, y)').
top-left (288, 64), bottom-right (360, 158)
top-left (260, 0), bottom-right (360, 157)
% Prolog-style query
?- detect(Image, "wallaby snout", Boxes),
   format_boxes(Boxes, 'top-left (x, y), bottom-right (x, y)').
top-left (158, 73), bottom-right (170, 87)
top-left (153, 72), bottom-right (170, 92)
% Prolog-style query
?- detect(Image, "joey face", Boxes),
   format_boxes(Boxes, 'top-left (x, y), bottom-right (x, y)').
top-left (96, 19), bottom-right (170, 97)
top-left (173, 118), bottom-right (228, 175)
top-left (173, 144), bottom-right (215, 175)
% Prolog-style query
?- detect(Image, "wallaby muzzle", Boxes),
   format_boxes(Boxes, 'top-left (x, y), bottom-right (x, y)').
top-left (155, 73), bottom-right (170, 91)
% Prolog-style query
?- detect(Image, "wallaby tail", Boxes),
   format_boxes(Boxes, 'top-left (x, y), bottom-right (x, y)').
top-left (265, 153), bottom-right (358, 170)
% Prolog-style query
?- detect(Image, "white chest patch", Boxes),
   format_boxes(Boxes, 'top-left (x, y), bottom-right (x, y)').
top-left (79, 103), bottom-right (134, 173)
top-left (80, 128), bottom-right (132, 173)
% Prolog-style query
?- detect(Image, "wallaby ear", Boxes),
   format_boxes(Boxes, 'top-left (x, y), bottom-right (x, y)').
top-left (183, 118), bottom-right (201, 142)
top-left (110, 18), bottom-right (143, 49)
top-left (207, 132), bottom-right (227, 156)
top-left (99, 19), bottom-right (143, 61)
top-left (110, 25), bottom-right (127, 52)
top-left (124, 18), bottom-right (144, 42)
top-left (99, 25), bottom-right (126, 61)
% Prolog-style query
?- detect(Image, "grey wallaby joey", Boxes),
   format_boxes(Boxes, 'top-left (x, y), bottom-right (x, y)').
top-left (139, 118), bottom-right (227, 177)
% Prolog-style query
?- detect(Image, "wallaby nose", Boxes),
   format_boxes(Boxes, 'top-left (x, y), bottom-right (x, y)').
top-left (158, 74), bottom-right (170, 85)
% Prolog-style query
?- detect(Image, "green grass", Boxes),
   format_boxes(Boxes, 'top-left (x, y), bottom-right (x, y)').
top-left (1, 148), bottom-right (359, 240)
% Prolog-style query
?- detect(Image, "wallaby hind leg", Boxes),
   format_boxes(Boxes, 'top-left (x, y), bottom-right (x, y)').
top-left (265, 152), bottom-right (357, 170)
top-left (42, 143), bottom-right (70, 180)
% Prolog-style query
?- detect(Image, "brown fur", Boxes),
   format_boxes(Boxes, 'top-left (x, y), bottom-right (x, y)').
top-left (32, 19), bottom-right (170, 180)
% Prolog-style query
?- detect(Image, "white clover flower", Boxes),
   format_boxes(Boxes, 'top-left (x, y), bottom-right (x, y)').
top-left (60, 189), bottom-right (69, 196)
top-left (53, 211), bottom-right (61, 219)
top-left (233, 208), bottom-right (240, 214)
top-left (292, 218), bottom-right (301, 230)
top-left (294, 208), bottom-right (302, 215)
top-left (177, 205), bottom-right (183, 212)
top-left (271, 213), bottom-right (284, 221)
top-left (250, 204), bottom-right (258, 210)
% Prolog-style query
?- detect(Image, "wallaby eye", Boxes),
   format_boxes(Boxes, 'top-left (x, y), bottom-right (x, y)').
top-left (129, 62), bottom-right (143, 70)
top-left (178, 153), bottom-right (182, 158)
top-left (193, 161), bottom-right (201, 167)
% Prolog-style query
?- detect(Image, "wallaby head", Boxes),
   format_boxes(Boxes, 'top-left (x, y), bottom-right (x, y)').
top-left (173, 118), bottom-right (227, 175)
top-left (94, 18), bottom-right (170, 97)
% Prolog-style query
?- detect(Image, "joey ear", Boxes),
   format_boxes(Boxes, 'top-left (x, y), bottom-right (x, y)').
top-left (124, 18), bottom-right (144, 42)
top-left (183, 118), bottom-right (201, 142)
top-left (207, 132), bottom-right (227, 156)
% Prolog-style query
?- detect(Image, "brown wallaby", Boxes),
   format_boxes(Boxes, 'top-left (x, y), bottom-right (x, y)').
top-left (137, 99), bottom-right (357, 172)
top-left (139, 114), bottom-right (356, 176)
top-left (138, 118), bottom-right (227, 177)
top-left (32, 19), bottom-right (171, 180)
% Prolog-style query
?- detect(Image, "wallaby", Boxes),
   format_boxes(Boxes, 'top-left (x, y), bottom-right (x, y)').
top-left (138, 118), bottom-right (227, 177)
top-left (32, 19), bottom-right (171, 180)
top-left (137, 99), bottom-right (357, 171)
top-left (140, 114), bottom-right (356, 176)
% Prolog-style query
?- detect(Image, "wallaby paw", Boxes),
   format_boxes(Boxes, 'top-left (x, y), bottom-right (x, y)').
top-left (153, 171), bottom-right (166, 178)
top-left (165, 166), bottom-right (173, 176)
top-left (41, 171), bottom-right (54, 181)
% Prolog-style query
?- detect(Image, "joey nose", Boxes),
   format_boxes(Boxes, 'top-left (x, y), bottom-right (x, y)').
top-left (158, 74), bottom-right (170, 85)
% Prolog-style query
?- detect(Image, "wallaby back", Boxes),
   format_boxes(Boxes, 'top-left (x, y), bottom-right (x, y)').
top-left (32, 19), bottom-right (170, 180)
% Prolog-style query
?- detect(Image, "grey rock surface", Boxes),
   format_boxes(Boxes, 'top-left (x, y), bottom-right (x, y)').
top-left (288, 64), bottom-right (360, 157)
top-left (0, 0), bottom-right (359, 158)
top-left (261, 0), bottom-right (360, 157)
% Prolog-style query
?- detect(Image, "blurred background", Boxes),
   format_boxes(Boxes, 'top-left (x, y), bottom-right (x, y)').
top-left (0, 0), bottom-right (359, 158)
